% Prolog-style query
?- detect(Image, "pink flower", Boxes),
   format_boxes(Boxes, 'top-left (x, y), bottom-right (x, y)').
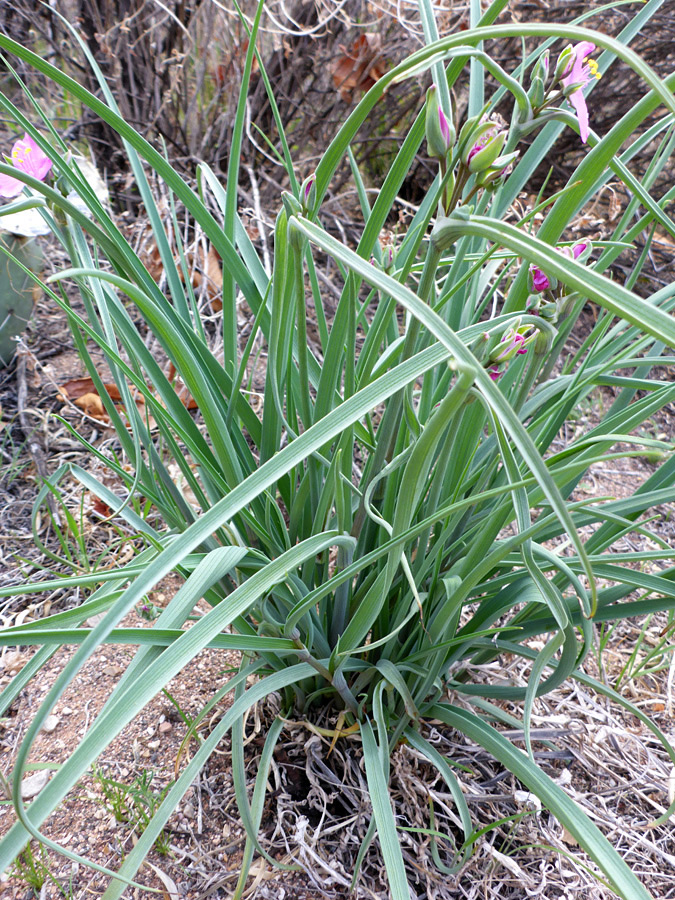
top-left (561, 42), bottom-right (600, 144)
top-left (564, 241), bottom-right (589, 260)
top-left (530, 266), bottom-right (551, 292)
top-left (0, 134), bottom-right (53, 198)
top-left (529, 241), bottom-right (590, 293)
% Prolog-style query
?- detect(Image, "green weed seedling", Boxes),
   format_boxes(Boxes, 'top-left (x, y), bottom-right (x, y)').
top-left (10, 841), bottom-right (73, 898)
top-left (613, 613), bottom-right (675, 692)
top-left (92, 766), bottom-right (173, 856)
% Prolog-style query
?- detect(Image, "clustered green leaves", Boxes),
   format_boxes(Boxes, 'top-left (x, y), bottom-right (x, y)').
top-left (0, 2), bottom-right (674, 898)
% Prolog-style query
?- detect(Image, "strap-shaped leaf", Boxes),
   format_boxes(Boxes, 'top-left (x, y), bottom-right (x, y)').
top-left (292, 214), bottom-right (597, 609)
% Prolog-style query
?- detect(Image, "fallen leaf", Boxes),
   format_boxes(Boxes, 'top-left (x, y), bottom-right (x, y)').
top-left (140, 243), bottom-right (223, 311)
top-left (74, 392), bottom-right (108, 420)
top-left (89, 494), bottom-right (113, 518)
top-left (60, 376), bottom-right (154, 425)
top-left (213, 39), bottom-right (257, 87)
top-left (190, 244), bottom-right (223, 310)
top-left (0, 651), bottom-right (29, 672)
top-left (332, 34), bottom-right (385, 103)
top-left (561, 826), bottom-right (578, 846)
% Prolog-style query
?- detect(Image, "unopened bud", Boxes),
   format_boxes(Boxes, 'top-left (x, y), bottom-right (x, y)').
top-left (534, 327), bottom-right (554, 355)
top-left (467, 129), bottom-right (506, 173)
top-left (286, 216), bottom-right (307, 253)
top-left (425, 86), bottom-right (455, 160)
top-left (562, 79), bottom-right (586, 98)
top-left (531, 50), bottom-right (550, 86)
top-left (300, 175), bottom-right (317, 213)
top-left (528, 76), bottom-right (545, 109)
top-left (539, 301), bottom-right (558, 321)
top-left (281, 191), bottom-right (302, 219)
top-left (469, 330), bottom-right (490, 362)
top-left (568, 240), bottom-right (592, 263)
top-left (460, 120), bottom-right (496, 165)
top-left (476, 150), bottom-right (519, 188)
top-left (457, 114), bottom-right (482, 156)
top-left (554, 44), bottom-right (575, 82)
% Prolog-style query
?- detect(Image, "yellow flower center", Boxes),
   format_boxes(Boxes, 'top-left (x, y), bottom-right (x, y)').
top-left (587, 59), bottom-right (601, 80)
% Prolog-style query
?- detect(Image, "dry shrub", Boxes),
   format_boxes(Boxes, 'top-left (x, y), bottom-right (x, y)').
top-left (0, 0), bottom-right (672, 205)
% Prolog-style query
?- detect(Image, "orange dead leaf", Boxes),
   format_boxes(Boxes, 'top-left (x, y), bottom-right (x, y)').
top-left (332, 34), bottom-right (385, 103)
top-left (60, 377), bottom-right (123, 403)
top-left (89, 494), bottom-right (113, 518)
top-left (74, 392), bottom-right (108, 420)
top-left (60, 377), bottom-right (153, 424)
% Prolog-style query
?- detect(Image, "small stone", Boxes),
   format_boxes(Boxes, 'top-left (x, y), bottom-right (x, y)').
top-left (102, 665), bottom-right (123, 677)
top-left (61, 707), bottom-right (73, 716)
top-left (1, 651), bottom-right (26, 671)
top-left (148, 740), bottom-right (160, 750)
top-left (21, 770), bottom-right (50, 799)
top-left (183, 802), bottom-right (195, 818)
top-left (85, 612), bottom-right (106, 627)
top-left (41, 715), bottom-right (60, 734)
top-left (158, 721), bottom-right (172, 734)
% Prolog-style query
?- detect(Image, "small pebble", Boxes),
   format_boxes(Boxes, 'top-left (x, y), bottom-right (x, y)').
top-left (102, 665), bottom-right (123, 676)
top-left (21, 770), bottom-right (50, 799)
top-left (41, 715), bottom-right (60, 734)
top-left (61, 707), bottom-right (73, 716)
top-left (159, 721), bottom-right (172, 734)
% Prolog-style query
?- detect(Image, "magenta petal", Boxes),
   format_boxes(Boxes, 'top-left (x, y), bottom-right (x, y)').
top-left (572, 242), bottom-right (588, 258)
top-left (531, 267), bottom-right (550, 292)
top-left (0, 172), bottom-right (24, 198)
top-left (438, 108), bottom-right (451, 148)
top-left (569, 89), bottom-right (590, 143)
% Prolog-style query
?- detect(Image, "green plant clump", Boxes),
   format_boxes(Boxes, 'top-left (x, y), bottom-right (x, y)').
top-left (0, 1), bottom-right (675, 898)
